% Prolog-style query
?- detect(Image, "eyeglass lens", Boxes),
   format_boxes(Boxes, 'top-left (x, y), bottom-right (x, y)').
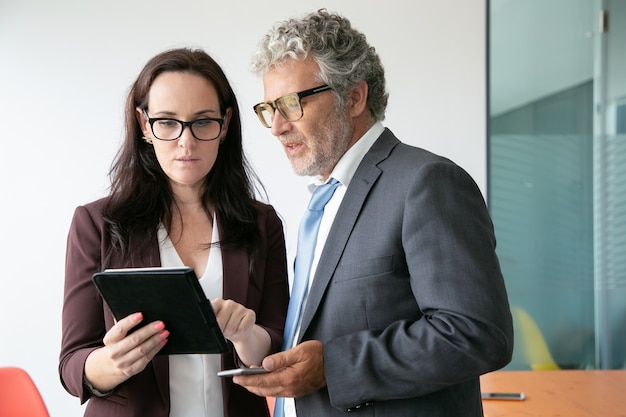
top-left (151, 119), bottom-right (222, 141)
top-left (255, 94), bottom-right (303, 128)
top-left (254, 85), bottom-right (331, 128)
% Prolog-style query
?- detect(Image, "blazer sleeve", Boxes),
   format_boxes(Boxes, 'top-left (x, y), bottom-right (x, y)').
top-left (322, 156), bottom-right (514, 409)
top-left (59, 202), bottom-right (109, 403)
top-left (253, 204), bottom-right (289, 354)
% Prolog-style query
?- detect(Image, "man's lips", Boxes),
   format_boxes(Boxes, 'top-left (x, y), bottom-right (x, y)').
top-left (281, 140), bottom-right (304, 153)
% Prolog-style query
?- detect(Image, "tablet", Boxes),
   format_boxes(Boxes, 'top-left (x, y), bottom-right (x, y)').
top-left (93, 266), bottom-right (229, 355)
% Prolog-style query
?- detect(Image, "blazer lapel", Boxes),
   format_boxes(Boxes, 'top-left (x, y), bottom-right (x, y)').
top-left (221, 245), bottom-right (249, 303)
top-left (126, 234), bottom-right (173, 407)
top-left (153, 355), bottom-right (169, 407)
top-left (299, 129), bottom-right (400, 336)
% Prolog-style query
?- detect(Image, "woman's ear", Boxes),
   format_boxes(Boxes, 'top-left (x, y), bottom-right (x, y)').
top-left (136, 107), bottom-right (154, 144)
top-left (136, 107), bottom-right (149, 136)
top-left (220, 107), bottom-right (233, 143)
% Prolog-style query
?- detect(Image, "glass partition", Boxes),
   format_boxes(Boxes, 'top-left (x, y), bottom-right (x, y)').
top-left (593, 0), bottom-right (626, 369)
top-left (489, 0), bottom-right (626, 369)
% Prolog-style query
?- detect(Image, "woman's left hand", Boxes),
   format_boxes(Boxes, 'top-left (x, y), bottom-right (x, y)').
top-left (211, 298), bottom-right (271, 367)
top-left (211, 298), bottom-right (256, 343)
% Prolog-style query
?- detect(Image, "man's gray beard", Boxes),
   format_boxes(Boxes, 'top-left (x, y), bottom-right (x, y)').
top-left (291, 114), bottom-right (352, 177)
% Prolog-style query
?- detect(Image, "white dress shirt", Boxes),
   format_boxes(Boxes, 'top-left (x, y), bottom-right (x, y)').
top-left (283, 122), bottom-right (384, 417)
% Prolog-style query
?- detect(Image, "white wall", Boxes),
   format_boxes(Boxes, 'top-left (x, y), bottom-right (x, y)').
top-left (0, 1), bottom-right (486, 415)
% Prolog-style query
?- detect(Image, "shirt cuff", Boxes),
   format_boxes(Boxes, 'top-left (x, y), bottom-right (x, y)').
top-left (83, 375), bottom-right (116, 398)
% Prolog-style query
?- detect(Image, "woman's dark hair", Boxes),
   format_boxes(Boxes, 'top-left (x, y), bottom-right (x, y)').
top-left (103, 48), bottom-right (261, 268)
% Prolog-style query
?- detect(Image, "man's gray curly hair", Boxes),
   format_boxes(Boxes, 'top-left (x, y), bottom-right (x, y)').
top-left (251, 9), bottom-right (388, 121)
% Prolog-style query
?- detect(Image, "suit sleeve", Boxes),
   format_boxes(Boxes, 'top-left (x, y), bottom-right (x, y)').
top-left (323, 159), bottom-right (513, 409)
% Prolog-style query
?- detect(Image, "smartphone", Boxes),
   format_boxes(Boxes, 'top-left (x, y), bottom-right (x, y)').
top-left (217, 368), bottom-right (268, 377)
top-left (481, 392), bottom-right (525, 401)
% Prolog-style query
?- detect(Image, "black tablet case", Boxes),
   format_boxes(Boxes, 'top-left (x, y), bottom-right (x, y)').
top-left (92, 267), bottom-right (229, 355)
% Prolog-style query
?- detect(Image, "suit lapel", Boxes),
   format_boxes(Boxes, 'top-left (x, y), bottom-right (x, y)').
top-left (299, 129), bottom-right (400, 336)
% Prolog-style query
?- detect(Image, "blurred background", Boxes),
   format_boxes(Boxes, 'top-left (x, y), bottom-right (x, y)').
top-left (3, 0), bottom-right (623, 415)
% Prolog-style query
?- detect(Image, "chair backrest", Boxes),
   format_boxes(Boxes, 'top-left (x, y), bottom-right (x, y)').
top-left (0, 367), bottom-right (50, 417)
top-left (266, 396), bottom-right (275, 416)
top-left (511, 306), bottom-right (560, 370)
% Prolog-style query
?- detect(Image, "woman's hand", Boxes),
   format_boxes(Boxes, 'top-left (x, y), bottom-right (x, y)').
top-left (84, 312), bottom-right (169, 393)
top-left (212, 298), bottom-right (271, 367)
top-left (212, 298), bottom-right (257, 343)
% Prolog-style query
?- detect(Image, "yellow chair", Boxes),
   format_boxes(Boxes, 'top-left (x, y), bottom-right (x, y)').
top-left (0, 367), bottom-right (50, 417)
top-left (511, 306), bottom-right (560, 370)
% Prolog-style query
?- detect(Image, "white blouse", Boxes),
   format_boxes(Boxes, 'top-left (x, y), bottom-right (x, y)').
top-left (158, 218), bottom-right (225, 417)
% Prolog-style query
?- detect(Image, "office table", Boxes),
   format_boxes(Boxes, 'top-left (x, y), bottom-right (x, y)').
top-left (480, 370), bottom-right (626, 417)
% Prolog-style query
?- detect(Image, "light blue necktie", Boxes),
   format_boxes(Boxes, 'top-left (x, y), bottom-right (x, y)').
top-left (274, 178), bottom-right (340, 417)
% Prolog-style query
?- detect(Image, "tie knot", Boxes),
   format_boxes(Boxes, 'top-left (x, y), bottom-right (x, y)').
top-left (308, 178), bottom-right (340, 211)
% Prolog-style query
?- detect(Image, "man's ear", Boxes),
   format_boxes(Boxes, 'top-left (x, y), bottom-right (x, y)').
top-left (348, 80), bottom-right (369, 118)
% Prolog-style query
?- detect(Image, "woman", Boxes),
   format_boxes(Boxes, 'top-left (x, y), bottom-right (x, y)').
top-left (59, 48), bottom-right (288, 417)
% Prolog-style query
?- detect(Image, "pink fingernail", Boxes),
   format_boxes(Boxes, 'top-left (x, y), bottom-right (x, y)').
top-left (134, 312), bottom-right (143, 322)
top-left (154, 321), bottom-right (165, 330)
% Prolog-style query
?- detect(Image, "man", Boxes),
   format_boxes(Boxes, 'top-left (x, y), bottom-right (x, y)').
top-left (236, 9), bottom-right (513, 417)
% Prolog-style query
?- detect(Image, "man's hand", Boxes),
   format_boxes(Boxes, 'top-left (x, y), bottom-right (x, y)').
top-left (233, 340), bottom-right (326, 398)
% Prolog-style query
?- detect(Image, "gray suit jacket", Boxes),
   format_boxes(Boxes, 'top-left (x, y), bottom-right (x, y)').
top-left (295, 129), bottom-right (513, 416)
